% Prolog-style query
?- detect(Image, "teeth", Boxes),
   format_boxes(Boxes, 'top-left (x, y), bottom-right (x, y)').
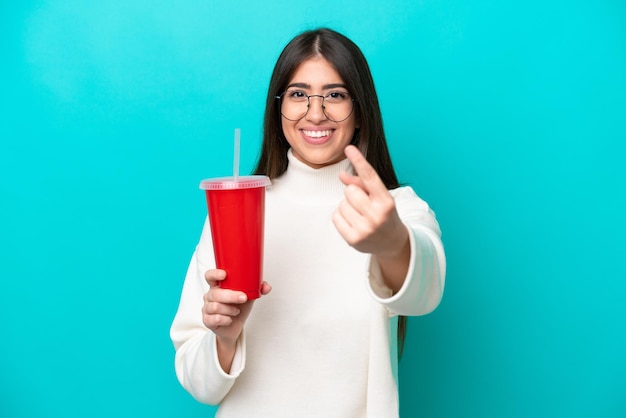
top-left (303, 130), bottom-right (332, 138)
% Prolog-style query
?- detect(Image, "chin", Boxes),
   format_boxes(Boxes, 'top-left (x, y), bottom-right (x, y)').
top-left (293, 148), bottom-right (344, 168)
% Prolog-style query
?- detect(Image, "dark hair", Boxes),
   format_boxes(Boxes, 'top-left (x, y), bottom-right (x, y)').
top-left (253, 27), bottom-right (407, 357)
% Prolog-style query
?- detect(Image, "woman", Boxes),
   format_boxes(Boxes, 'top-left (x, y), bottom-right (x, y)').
top-left (170, 28), bottom-right (446, 417)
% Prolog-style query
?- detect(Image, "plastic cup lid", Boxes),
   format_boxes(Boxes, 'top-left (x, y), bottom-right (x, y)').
top-left (199, 175), bottom-right (271, 190)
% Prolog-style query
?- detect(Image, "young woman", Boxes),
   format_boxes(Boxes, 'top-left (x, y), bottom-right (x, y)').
top-left (170, 28), bottom-right (446, 418)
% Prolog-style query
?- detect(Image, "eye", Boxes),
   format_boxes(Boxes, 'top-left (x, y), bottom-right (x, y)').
top-left (326, 91), bottom-right (349, 102)
top-left (286, 90), bottom-right (307, 101)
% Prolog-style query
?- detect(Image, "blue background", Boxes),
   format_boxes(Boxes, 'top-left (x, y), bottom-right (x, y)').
top-left (1, 1), bottom-right (625, 417)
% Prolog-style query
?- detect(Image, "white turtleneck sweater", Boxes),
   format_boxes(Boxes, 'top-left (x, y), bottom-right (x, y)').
top-left (170, 150), bottom-right (445, 418)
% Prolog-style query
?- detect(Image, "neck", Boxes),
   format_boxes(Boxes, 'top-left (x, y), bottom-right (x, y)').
top-left (270, 149), bottom-right (352, 204)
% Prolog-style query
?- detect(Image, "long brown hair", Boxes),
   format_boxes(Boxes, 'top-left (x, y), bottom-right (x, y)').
top-left (253, 28), bottom-right (408, 357)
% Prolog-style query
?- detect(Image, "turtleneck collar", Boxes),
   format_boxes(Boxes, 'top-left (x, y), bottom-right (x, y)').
top-left (270, 149), bottom-right (353, 204)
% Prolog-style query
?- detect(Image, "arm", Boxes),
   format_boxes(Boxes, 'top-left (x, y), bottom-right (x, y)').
top-left (368, 187), bottom-right (446, 316)
top-left (333, 145), bottom-right (445, 316)
top-left (169, 219), bottom-right (245, 405)
top-left (371, 218), bottom-right (411, 294)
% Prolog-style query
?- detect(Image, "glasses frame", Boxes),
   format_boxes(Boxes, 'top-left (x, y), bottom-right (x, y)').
top-left (275, 91), bottom-right (356, 122)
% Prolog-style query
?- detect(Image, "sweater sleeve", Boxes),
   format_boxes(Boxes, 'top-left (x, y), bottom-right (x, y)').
top-left (367, 186), bottom-right (446, 316)
top-left (169, 218), bottom-right (246, 405)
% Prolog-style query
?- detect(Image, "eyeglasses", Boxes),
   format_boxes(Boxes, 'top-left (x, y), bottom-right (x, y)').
top-left (275, 89), bottom-right (355, 122)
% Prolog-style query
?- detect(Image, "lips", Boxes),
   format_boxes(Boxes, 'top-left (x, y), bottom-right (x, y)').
top-left (300, 129), bottom-right (334, 145)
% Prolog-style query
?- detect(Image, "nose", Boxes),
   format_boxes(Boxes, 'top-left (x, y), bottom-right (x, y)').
top-left (305, 95), bottom-right (327, 122)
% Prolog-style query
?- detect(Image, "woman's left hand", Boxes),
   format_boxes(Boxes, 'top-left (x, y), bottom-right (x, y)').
top-left (332, 145), bottom-right (408, 259)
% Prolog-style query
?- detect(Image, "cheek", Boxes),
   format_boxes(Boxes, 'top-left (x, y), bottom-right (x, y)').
top-left (343, 121), bottom-right (358, 141)
top-left (280, 118), bottom-right (289, 135)
top-left (281, 119), bottom-right (298, 145)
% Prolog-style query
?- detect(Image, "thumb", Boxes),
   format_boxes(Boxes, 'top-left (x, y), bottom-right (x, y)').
top-left (260, 281), bottom-right (272, 296)
top-left (339, 170), bottom-right (365, 189)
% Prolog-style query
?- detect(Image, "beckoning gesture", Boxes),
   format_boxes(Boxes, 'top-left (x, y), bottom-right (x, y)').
top-left (333, 145), bottom-right (411, 292)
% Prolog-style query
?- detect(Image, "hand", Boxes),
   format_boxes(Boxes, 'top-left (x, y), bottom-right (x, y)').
top-left (332, 145), bottom-right (408, 259)
top-left (202, 269), bottom-right (271, 349)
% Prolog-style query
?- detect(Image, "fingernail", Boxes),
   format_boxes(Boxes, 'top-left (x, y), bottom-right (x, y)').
top-left (238, 294), bottom-right (247, 302)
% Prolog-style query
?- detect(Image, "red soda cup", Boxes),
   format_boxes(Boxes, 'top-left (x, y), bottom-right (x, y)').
top-left (200, 176), bottom-right (271, 300)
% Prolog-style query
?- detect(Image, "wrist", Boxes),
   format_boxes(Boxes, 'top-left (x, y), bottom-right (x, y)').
top-left (375, 223), bottom-right (409, 260)
top-left (216, 335), bottom-right (238, 351)
top-left (216, 335), bottom-right (239, 374)
top-left (374, 227), bottom-right (411, 294)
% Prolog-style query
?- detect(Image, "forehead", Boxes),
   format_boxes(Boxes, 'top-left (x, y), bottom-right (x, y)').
top-left (288, 56), bottom-right (345, 87)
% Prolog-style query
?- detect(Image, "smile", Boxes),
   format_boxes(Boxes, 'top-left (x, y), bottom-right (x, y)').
top-left (302, 129), bottom-right (333, 138)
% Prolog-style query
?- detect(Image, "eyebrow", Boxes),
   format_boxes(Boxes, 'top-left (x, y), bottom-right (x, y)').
top-left (286, 82), bottom-right (348, 90)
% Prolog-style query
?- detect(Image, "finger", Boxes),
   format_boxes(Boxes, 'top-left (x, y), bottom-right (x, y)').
top-left (204, 300), bottom-right (241, 317)
top-left (344, 145), bottom-right (387, 197)
top-left (336, 198), bottom-right (366, 229)
top-left (343, 184), bottom-right (373, 217)
top-left (332, 208), bottom-right (360, 245)
top-left (203, 313), bottom-right (234, 330)
top-left (205, 269), bottom-right (227, 287)
top-left (208, 287), bottom-right (248, 304)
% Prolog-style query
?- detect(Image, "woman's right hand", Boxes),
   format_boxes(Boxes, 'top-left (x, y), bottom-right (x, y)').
top-left (202, 269), bottom-right (271, 372)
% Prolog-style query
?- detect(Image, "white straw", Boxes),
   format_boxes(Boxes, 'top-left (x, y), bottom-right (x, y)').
top-left (233, 128), bottom-right (240, 181)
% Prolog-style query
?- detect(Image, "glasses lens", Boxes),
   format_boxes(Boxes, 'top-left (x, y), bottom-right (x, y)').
top-left (323, 92), bottom-right (354, 122)
top-left (280, 90), bottom-right (354, 122)
top-left (280, 91), bottom-right (308, 121)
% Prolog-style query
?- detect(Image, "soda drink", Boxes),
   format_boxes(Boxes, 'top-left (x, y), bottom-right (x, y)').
top-left (200, 176), bottom-right (271, 300)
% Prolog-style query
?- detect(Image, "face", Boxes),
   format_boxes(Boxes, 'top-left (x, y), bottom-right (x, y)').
top-left (280, 56), bottom-right (359, 169)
